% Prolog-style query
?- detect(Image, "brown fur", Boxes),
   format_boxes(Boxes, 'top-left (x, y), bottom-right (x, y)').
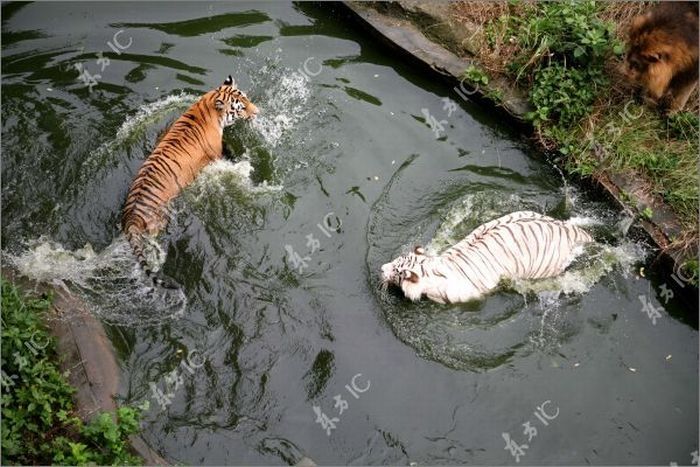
top-left (121, 76), bottom-right (258, 284)
top-left (624, 1), bottom-right (699, 113)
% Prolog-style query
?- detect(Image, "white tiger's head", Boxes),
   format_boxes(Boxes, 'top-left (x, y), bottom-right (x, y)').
top-left (214, 75), bottom-right (259, 127)
top-left (380, 246), bottom-right (429, 301)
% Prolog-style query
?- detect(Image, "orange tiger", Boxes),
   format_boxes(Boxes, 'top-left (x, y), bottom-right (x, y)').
top-left (122, 75), bottom-right (258, 286)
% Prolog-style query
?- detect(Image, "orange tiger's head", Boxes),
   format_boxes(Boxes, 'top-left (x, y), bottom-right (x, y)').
top-left (214, 75), bottom-right (259, 127)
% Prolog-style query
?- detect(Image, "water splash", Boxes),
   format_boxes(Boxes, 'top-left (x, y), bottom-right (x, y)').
top-left (188, 158), bottom-right (283, 198)
top-left (427, 192), bottom-right (541, 254)
top-left (7, 92), bottom-right (290, 327)
top-left (429, 191), bottom-right (646, 298)
top-left (77, 92), bottom-right (197, 186)
top-left (5, 237), bottom-right (187, 327)
top-left (251, 66), bottom-right (311, 147)
top-left (115, 92), bottom-right (198, 141)
top-left (512, 242), bottom-right (645, 297)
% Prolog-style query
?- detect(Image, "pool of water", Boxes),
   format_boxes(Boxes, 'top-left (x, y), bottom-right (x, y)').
top-left (2, 2), bottom-right (697, 465)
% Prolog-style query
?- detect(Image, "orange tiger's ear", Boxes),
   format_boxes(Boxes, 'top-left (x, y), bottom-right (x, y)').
top-left (223, 75), bottom-right (236, 87)
top-left (401, 270), bottom-right (419, 283)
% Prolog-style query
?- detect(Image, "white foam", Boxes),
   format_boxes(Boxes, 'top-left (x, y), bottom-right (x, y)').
top-left (189, 159), bottom-right (283, 197)
top-left (568, 215), bottom-right (604, 227)
top-left (512, 241), bottom-right (646, 297)
top-left (428, 193), bottom-right (528, 254)
top-left (116, 92), bottom-right (198, 140)
top-left (251, 70), bottom-right (311, 147)
top-left (426, 192), bottom-right (648, 299)
top-left (5, 237), bottom-right (187, 326)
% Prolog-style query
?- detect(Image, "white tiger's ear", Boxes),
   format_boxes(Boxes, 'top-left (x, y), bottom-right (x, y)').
top-left (215, 99), bottom-right (225, 111)
top-left (401, 269), bottom-right (419, 283)
top-left (414, 246), bottom-right (425, 255)
top-left (223, 75), bottom-right (236, 87)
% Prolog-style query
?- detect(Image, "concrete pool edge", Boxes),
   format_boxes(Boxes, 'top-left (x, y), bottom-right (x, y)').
top-left (1, 268), bottom-right (168, 466)
top-left (340, 1), bottom-right (695, 285)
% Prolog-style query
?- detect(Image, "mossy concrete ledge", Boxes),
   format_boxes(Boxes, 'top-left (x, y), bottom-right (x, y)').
top-left (340, 1), bottom-right (694, 281)
top-left (340, 1), bottom-right (530, 120)
top-left (1, 268), bottom-right (167, 465)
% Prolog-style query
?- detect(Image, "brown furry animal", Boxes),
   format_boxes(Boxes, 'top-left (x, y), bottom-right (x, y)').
top-left (624, 1), bottom-right (699, 113)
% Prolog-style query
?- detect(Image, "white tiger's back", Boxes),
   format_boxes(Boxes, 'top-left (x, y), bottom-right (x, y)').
top-left (444, 211), bottom-right (593, 282)
top-left (381, 211), bottom-right (594, 304)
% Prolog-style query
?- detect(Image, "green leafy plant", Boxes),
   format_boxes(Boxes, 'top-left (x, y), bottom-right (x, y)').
top-left (666, 111), bottom-right (700, 142)
top-left (680, 259), bottom-right (699, 287)
top-left (464, 65), bottom-right (504, 102)
top-left (479, 0), bottom-right (698, 250)
top-left (1, 280), bottom-right (144, 465)
top-left (511, 0), bottom-right (621, 130)
top-left (513, 0), bottom-right (622, 79)
top-left (526, 64), bottom-right (606, 127)
top-left (464, 64), bottom-right (490, 86)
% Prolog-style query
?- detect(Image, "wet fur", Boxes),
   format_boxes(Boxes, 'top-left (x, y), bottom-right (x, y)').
top-left (624, 2), bottom-right (699, 113)
top-left (121, 76), bottom-right (258, 285)
top-left (380, 212), bottom-right (593, 304)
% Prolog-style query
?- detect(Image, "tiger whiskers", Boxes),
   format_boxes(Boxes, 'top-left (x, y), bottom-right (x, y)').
top-left (379, 279), bottom-right (390, 292)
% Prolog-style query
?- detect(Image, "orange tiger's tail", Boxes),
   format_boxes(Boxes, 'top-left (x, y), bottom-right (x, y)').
top-left (124, 222), bottom-right (177, 289)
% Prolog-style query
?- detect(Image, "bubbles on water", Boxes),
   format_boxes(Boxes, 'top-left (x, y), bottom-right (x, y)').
top-left (5, 237), bottom-right (187, 327)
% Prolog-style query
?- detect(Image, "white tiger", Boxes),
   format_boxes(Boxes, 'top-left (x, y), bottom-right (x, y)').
top-left (380, 211), bottom-right (593, 304)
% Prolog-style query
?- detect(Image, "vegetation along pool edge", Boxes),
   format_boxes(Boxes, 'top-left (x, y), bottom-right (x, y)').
top-left (340, 1), bottom-right (698, 302)
top-left (1, 269), bottom-right (166, 465)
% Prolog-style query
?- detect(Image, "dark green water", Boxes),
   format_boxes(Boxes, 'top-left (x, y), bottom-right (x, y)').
top-left (2, 2), bottom-right (697, 465)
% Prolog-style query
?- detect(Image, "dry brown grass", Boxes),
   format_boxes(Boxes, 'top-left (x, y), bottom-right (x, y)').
top-left (450, 1), bottom-right (651, 77)
top-left (598, 1), bottom-right (649, 35)
top-left (450, 1), bottom-right (531, 75)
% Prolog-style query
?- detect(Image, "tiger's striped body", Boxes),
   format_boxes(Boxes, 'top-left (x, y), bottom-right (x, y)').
top-left (380, 211), bottom-right (593, 304)
top-left (122, 76), bottom-right (258, 284)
